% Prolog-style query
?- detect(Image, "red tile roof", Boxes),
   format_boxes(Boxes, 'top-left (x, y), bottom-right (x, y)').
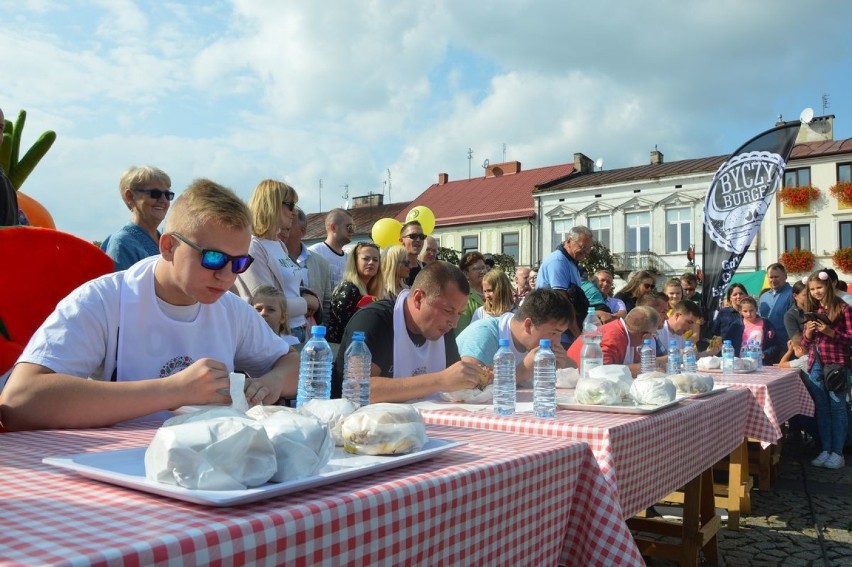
top-left (396, 162), bottom-right (576, 227)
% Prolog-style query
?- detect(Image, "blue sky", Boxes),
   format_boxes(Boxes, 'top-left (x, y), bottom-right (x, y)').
top-left (2, 0), bottom-right (851, 242)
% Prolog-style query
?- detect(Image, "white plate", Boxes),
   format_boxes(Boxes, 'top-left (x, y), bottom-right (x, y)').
top-left (555, 396), bottom-right (679, 414)
top-left (701, 366), bottom-right (756, 374)
top-left (675, 384), bottom-right (730, 399)
top-left (43, 438), bottom-right (463, 507)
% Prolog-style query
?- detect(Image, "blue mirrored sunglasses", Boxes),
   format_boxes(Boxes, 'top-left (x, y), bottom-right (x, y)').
top-left (170, 233), bottom-right (254, 274)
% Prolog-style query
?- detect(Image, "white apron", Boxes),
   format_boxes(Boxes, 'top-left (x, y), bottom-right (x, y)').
top-left (391, 289), bottom-right (446, 378)
top-left (619, 319), bottom-right (635, 365)
top-left (117, 257), bottom-right (238, 380)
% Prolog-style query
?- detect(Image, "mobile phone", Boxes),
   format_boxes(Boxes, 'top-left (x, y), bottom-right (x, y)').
top-left (804, 312), bottom-right (832, 325)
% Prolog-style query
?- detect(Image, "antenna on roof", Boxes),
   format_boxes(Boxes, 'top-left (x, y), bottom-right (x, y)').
top-left (482, 159), bottom-right (490, 170)
top-left (467, 148), bottom-right (473, 180)
top-left (502, 143), bottom-right (507, 162)
top-left (822, 93), bottom-right (830, 114)
top-left (595, 157), bottom-right (604, 171)
top-left (800, 107), bottom-right (814, 125)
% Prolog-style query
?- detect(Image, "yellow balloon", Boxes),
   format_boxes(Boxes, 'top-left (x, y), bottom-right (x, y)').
top-left (371, 217), bottom-right (403, 248)
top-left (405, 206), bottom-right (436, 235)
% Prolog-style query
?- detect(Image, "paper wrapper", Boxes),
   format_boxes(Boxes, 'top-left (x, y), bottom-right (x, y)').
top-left (556, 368), bottom-right (580, 389)
top-left (230, 372), bottom-right (250, 412)
top-left (341, 403), bottom-right (427, 455)
top-left (588, 365), bottom-right (633, 399)
top-left (629, 377), bottom-right (676, 405)
top-left (145, 408), bottom-right (277, 490)
top-left (300, 399), bottom-right (359, 446)
top-left (697, 356), bottom-right (721, 370)
top-left (574, 377), bottom-right (622, 405)
top-left (670, 373), bottom-right (715, 394)
top-left (246, 405), bottom-right (334, 482)
top-left (440, 384), bottom-right (493, 404)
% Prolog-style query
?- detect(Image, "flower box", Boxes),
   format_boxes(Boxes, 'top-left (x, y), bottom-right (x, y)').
top-left (829, 181), bottom-right (852, 209)
top-left (833, 247), bottom-right (852, 274)
top-left (778, 185), bottom-right (820, 213)
top-left (780, 248), bottom-right (815, 274)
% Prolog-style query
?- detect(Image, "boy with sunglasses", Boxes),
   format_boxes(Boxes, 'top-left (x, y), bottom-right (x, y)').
top-left (0, 180), bottom-right (298, 431)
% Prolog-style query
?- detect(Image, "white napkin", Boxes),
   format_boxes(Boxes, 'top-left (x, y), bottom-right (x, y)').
top-left (230, 372), bottom-right (250, 412)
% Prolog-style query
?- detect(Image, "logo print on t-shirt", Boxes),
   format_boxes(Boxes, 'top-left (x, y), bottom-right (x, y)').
top-left (160, 355), bottom-right (194, 377)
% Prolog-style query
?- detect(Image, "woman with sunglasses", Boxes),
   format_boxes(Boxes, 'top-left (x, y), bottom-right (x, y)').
top-left (100, 166), bottom-right (173, 271)
top-left (380, 245), bottom-right (411, 302)
top-left (614, 270), bottom-right (657, 313)
top-left (234, 180), bottom-right (312, 343)
top-left (327, 242), bottom-right (385, 342)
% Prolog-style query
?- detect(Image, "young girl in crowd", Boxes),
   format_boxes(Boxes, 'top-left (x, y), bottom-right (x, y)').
top-left (663, 278), bottom-right (684, 310)
top-left (380, 245), bottom-right (411, 301)
top-left (801, 270), bottom-right (852, 469)
top-left (739, 296), bottom-right (782, 364)
top-left (327, 242), bottom-right (384, 342)
top-left (250, 285), bottom-right (300, 346)
top-left (471, 269), bottom-right (515, 322)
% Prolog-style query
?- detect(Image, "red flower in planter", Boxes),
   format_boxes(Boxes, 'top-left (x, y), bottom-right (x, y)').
top-left (778, 186), bottom-right (820, 208)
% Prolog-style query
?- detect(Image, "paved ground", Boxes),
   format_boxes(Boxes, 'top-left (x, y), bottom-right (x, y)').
top-left (642, 433), bottom-right (852, 566)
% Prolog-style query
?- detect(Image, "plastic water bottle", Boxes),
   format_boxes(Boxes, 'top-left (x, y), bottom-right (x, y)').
top-left (682, 340), bottom-right (697, 373)
top-left (667, 340), bottom-right (682, 374)
top-left (580, 308), bottom-right (603, 379)
top-left (533, 339), bottom-right (556, 418)
top-left (721, 339), bottom-right (735, 376)
top-left (296, 325), bottom-right (333, 408)
top-left (342, 331), bottom-right (372, 407)
top-left (640, 339), bottom-right (656, 373)
top-left (493, 338), bottom-right (516, 416)
top-left (748, 338), bottom-right (763, 370)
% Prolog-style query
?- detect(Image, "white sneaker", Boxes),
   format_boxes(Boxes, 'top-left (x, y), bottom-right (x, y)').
top-left (823, 453), bottom-right (845, 469)
top-left (811, 451), bottom-right (831, 467)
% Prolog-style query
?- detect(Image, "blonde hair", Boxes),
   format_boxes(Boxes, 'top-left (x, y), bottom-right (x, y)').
top-left (165, 178), bottom-right (251, 235)
top-left (483, 269), bottom-right (514, 317)
top-left (247, 179), bottom-right (298, 239)
top-left (340, 241), bottom-right (384, 297)
top-left (119, 165), bottom-right (171, 198)
top-left (249, 285), bottom-right (291, 335)
top-left (381, 245), bottom-right (409, 299)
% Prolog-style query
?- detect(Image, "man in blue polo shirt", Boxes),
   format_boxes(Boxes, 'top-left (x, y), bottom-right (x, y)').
top-left (758, 262), bottom-right (792, 363)
top-left (536, 225), bottom-right (594, 344)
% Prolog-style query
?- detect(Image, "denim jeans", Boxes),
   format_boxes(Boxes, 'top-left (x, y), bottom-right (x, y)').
top-left (806, 359), bottom-right (849, 454)
top-left (291, 325), bottom-right (306, 344)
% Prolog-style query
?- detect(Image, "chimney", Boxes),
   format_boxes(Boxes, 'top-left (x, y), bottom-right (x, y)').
top-left (650, 147), bottom-right (664, 165)
top-left (350, 193), bottom-right (384, 209)
top-left (573, 153), bottom-right (595, 173)
top-left (796, 115), bottom-right (835, 143)
top-left (485, 160), bottom-right (522, 178)
top-left (438, 172), bottom-right (448, 185)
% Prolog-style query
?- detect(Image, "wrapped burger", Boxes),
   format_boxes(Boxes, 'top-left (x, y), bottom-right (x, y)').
top-left (629, 376), bottom-right (676, 405)
top-left (574, 377), bottom-right (621, 405)
top-left (145, 407), bottom-right (277, 490)
top-left (670, 373), bottom-right (715, 394)
top-left (246, 405), bottom-right (335, 482)
top-left (341, 403), bottom-right (427, 455)
top-left (588, 365), bottom-right (633, 400)
top-left (300, 398), bottom-right (359, 446)
top-left (697, 356), bottom-right (721, 370)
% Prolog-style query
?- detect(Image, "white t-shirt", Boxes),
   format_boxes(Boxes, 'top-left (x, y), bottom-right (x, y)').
top-left (14, 256), bottom-right (291, 385)
top-left (258, 239), bottom-right (308, 329)
top-left (308, 241), bottom-right (347, 291)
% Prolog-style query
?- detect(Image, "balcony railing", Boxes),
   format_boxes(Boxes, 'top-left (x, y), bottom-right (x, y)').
top-left (613, 251), bottom-right (679, 275)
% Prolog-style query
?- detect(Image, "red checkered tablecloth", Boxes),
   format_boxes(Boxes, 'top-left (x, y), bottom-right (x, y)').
top-left (419, 388), bottom-right (752, 522)
top-left (713, 367), bottom-right (815, 447)
top-left (0, 422), bottom-right (642, 566)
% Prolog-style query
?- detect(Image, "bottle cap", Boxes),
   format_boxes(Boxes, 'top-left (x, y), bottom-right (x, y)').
top-left (644, 338), bottom-right (652, 346)
top-left (539, 339), bottom-right (551, 348)
top-left (311, 325), bottom-right (327, 337)
top-left (353, 331), bottom-right (365, 340)
top-left (684, 340), bottom-right (693, 346)
top-left (669, 339), bottom-right (678, 347)
top-left (499, 338), bottom-right (510, 347)
top-left (723, 339), bottom-right (731, 344)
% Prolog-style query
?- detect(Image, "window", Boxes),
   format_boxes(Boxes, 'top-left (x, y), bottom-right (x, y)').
top-left (588, 215), bottom-right (611, 248)
top-left (666, 208), bottom-right (691, 253)
top-left (838, 163), bottom-right (852, 183)
top-left (841, 221), bottom-right (852, 249)
top-left (551, 218), bottom-right (573, 250)
top-left (784, 167), bottom-right (811, 187)
top-left (784, 224), bottom-right (810, 252)
top-left (625, 212), bottom-right (651, 253)
top-left (461, 235), bottom-right (478, 254)
top-left (501, 232), bottom-right (519, 262)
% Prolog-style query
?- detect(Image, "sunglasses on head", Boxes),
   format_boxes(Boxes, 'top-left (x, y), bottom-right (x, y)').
top-left (170, 233), bottom-right (254, 274)
top-left (403, 233), bottom-right (426, 241)
top-left (282, 200), bottom-right (296, 211)
top-left (135, 188), bottom-right (175, 201)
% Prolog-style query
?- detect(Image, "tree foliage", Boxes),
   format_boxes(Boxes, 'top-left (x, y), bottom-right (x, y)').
top-left (580, 240), bottom-right (615, 276)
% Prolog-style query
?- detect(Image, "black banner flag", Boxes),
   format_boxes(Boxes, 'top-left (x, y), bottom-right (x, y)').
top-left (701, 121), bottom-right (801, 324)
